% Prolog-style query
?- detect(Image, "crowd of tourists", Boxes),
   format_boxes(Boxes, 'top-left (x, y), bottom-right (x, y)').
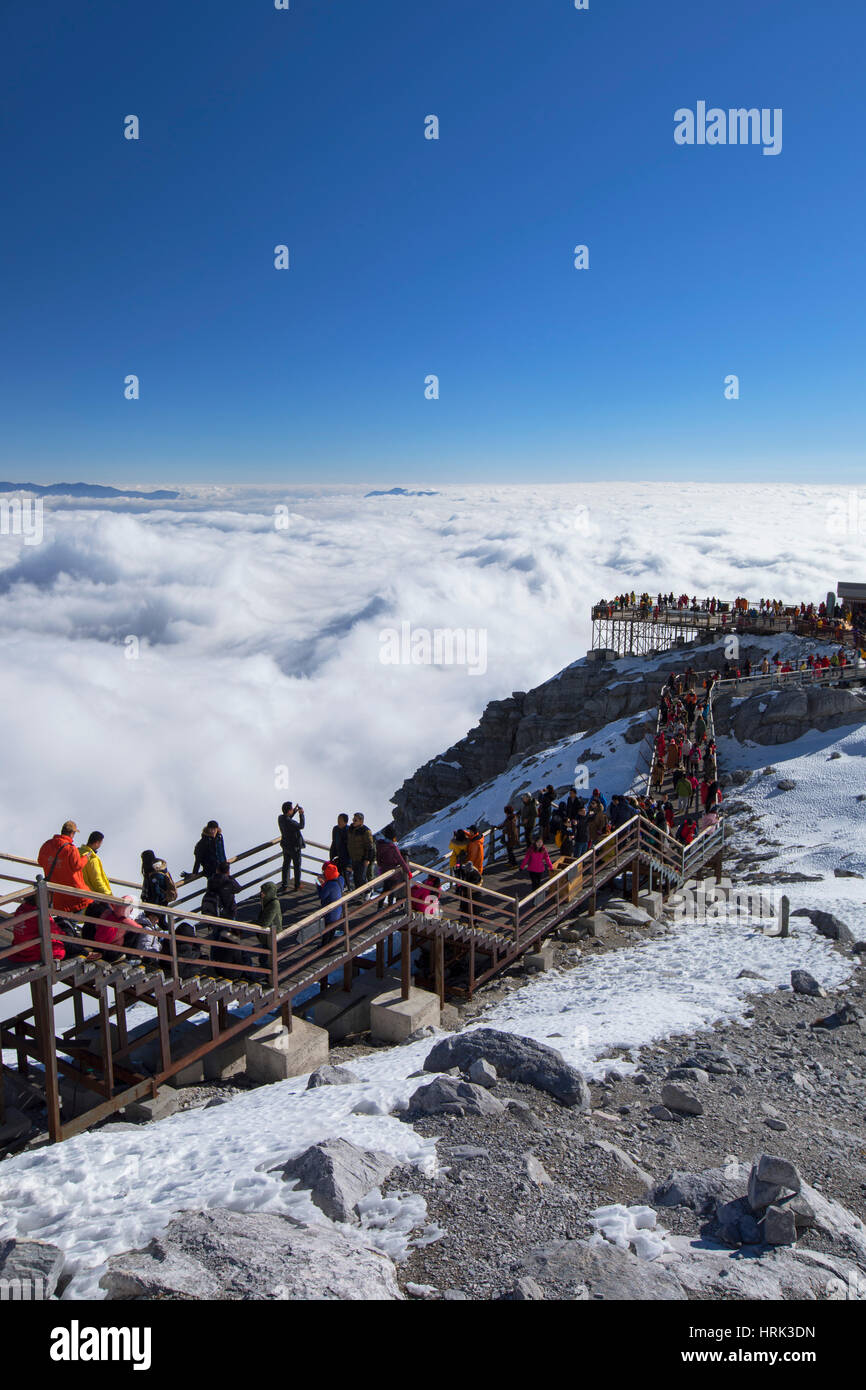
top-left (593, 592), bottom-right (860, 649)
top-left (3, 804), bottom-right (421, 978)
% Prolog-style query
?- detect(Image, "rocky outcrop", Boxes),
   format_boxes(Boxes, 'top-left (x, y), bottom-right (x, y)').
top-left (100, 1208), bottom-right (403, 1300)
top-left (423, 1028), bottom-right (591, 1109)
top-left (713, 683), bottom-right (866, 747)
top-left (392, 641), bottom-right (769, 834)
top-left (407, 1076), bottom-right (506, 1118)
top-left (274, 1138), bottom-right (398, 1224)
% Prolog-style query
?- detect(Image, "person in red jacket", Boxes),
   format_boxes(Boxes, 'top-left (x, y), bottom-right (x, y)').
top-left (8, 895), bottom-right (66, 963)
top-left (410, 874), bottom-right (441, 916)
top-left (37, 821), bottom-right (92, 916)
top-left (94, 896), bottom-right (146, 958)
top-left (677, 817), bottom-right (697, 846)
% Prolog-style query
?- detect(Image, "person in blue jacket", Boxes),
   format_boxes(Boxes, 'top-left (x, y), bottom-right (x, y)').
top-left (317, 861), bottom-right (345, 945)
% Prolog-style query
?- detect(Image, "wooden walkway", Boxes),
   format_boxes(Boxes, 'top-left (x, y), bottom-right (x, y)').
top-left (0, 701), bottom-right (727, 1146)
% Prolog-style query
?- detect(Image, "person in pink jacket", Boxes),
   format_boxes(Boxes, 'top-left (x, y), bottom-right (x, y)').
top-left (520, 836), bottom-right (554, 891)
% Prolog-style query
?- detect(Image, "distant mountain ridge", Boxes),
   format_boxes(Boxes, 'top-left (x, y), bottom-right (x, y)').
top-left (365, 487), bottom-right (439, 498)
top-left (0, 481), bottom-right (180, 499)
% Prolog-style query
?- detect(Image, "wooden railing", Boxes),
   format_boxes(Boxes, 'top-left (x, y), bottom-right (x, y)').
top-left (0, 807), bottom-right (725, 997)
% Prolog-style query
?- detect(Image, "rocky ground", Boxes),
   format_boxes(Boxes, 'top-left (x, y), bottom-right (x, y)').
top-left (385, 959), bottom-right (866, 1299)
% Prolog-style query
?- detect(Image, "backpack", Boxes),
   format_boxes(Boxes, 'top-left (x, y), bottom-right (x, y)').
top-left (200, 889), bottom-right (222, 920)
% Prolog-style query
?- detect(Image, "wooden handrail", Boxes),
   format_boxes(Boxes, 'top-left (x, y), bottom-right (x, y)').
top-left (406, 860), bottom-right (516, 905)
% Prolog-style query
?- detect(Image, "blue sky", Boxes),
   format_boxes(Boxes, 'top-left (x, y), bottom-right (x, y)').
top-left (1, 0), bottom-right (864, 484)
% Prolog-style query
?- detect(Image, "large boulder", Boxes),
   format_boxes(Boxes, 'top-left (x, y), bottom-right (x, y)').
top-left (100, 1208), bottom-right (403, 1300)
top-left (274, 1138), bottom-right (398, 1224)
top-left (790, 969), bottom-right (826, 998)
top-left (306, 1065), bottom-right (360, 1089)
top-left (408, 1075), bottom-right (505, 1119)
top-left (660, 1083), bottom-right (704, 1117)
top-left (423, 1028), bottom-right (590, 1109)
top-left (790, 908), bottom-right (855, 947)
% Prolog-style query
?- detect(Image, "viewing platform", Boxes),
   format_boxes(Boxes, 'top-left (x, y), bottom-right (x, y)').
top-left (591, 598), bottom-right (855, 659)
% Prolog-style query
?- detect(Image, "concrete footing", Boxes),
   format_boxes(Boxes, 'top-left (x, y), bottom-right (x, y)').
top-left (203, 1033), bottom-right (248, 1082)
top-left (307, 970), bottom-right (401, 1041)
top-left (526, 946), bottom-right (555, 972)
top-left (124, 1088), bottom-right (179, 1124)
top-left (638, 890), bottom-right (664, 917)
top-left (245, 1016), bottom-right (330, 1084)
top-left (369, 986), bottom-right (440, 1043)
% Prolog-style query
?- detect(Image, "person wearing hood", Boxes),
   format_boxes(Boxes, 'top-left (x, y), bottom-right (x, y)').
top-left (586, 803), bottom-right (608, 848)
top-left (94, 895), bottom-right (145, 959)
top-left (37, 821), bottom-right (92, 916)
top-left (141, 850), bottom-right (177, 933)
top-left (609, 795), bottom-right (632, 830)
top-left (241, 881), bottom-right (282, 976)
top-left (677, 817), bottom-right (697, 846)
top-left (317, 861), bottom-right (345, 945)
top-left (500, 806), bottom-right (520, 866)
top-left (257, 881), bottom-right (283, 933)
top-left (191, 822), bottom-right (227, 882)
top-left (376, 827), bottom-right (412, 905)
top-left (453, 849), bottom-right (482, 921)
top-left (448, 828), bottom-right (469, 869)
top-left (466, 825), bottom-right (484, 876)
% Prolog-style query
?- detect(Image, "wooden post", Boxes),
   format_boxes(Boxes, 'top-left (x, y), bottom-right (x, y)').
top-left (155, 986), bottom-right (171, 1078)
top-left (115, 988), bottom-right (128, 1054)
top-left (434, 934), bottom-right (445, 1009)
top-left (375, 940), bottom-right (384, 979)
top-left (631, 857), bottom-right (640, 906)
top-left (281, 1000), bottom-right (292, 1029)
top-left (780, 894), bottom-right (790, 939)
top-left (469, 939), bottom-right (476, 996)
top-left (168, 914), bottom-right (179, 984)
top-left (34, 876), bottom-right (61, 1142)
top-left (99, 992), bottom-right (115, 1096)
top-left (32, 979), bottom-right (62, 1143)
top-left (400, 925), bottom-right (412, 1001)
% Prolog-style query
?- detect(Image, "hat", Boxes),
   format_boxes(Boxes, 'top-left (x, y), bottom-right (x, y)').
top-left (323, 862), bottom-right (341, 881)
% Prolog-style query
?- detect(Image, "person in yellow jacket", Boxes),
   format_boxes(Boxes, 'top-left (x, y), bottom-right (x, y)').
top-left (80, 831), bottom-right (113, 899)
top-left (448, 829), bottom-right (469, 870)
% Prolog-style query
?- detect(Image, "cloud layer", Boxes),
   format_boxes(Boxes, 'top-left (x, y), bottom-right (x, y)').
top-left (0, 482), bottom-right (860, 885)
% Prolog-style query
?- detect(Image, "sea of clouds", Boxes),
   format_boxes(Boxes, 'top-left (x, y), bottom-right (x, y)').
top-left (0, 481), bottom-right (861, 884)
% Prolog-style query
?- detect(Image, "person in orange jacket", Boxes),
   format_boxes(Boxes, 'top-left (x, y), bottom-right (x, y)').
top-left (37, 820), bottom-right (92, 916)
top-left (466, 825), bottom-right (484, 877)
